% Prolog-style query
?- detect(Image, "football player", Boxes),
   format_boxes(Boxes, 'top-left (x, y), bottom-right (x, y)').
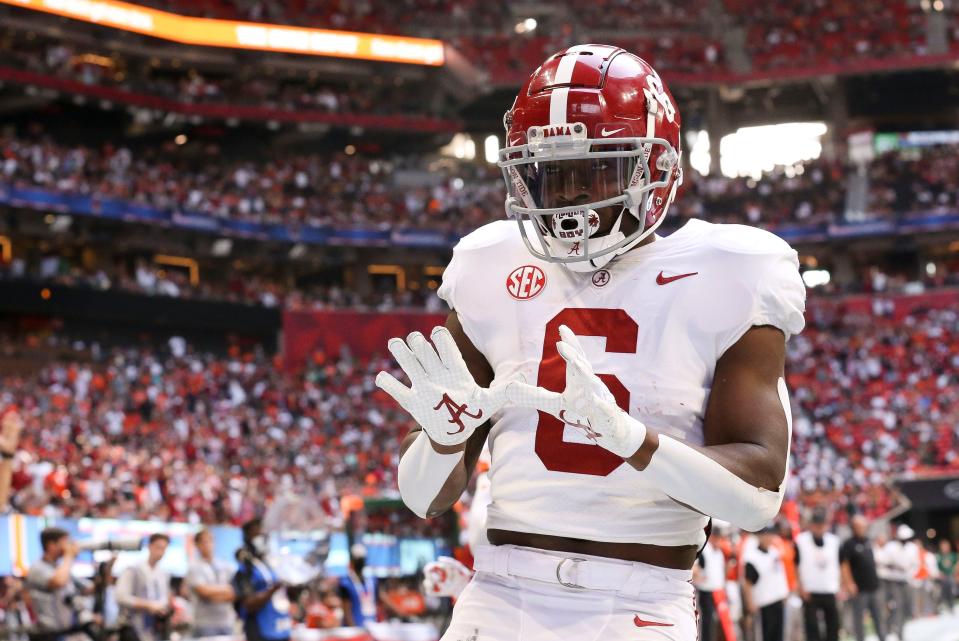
top-left (376, 44), bottom-right (805, 640)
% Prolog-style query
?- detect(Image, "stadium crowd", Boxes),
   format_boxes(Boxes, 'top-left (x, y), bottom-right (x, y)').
top-left (671, 157), bottom-right (848, 228)
top-left (789, 302), bottom-right (959, 522)
top-left (0, 291), bottom-right (955, 529)
top-left (724, 0), bottom-right (933, 71)
top-left (0, 254), bottom-right (446, 313)
top-left (0, 36), bottom-right (443, 118)
top-left (7, 129), bottom-right (957, 236)
top-left (0, 333), bottom-right (415, 527)
top-left (867, 144), bottom-right (959, 219)
top-left (0, 128), bottom-right (501, 234)
top-left (124, 0), bottom-right (950, 77)
top-left (0, 0), bottom-right (950, 88)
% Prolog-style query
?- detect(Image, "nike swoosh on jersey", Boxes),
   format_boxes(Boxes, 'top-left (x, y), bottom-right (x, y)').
top-left (656, 271), bottom-right (698, 285)
top-left (600, 127), bottom-right (625, 137)
top-left (634, 614), bottom-right (674, 628)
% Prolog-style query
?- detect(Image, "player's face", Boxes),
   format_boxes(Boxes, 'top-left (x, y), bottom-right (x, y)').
top-left (535, 157), bottom-right (638, 237)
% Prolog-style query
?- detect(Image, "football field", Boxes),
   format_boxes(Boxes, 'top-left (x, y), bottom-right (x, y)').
top-left (874, 611), bottom-right (959, 641)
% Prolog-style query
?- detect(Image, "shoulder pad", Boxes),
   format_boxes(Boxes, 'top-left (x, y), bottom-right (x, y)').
top-left (693, 221), bottom-right (795, 257)
top-left (453, 220), bottom-right (527, 253)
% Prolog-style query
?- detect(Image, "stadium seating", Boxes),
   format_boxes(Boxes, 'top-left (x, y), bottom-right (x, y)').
top-left (132, 0), bottom-right (948, 78)
top-left (3, 289), bottom-right (957, 525)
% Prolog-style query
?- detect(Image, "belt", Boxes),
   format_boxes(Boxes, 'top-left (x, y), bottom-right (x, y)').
top-left (473, 544), bottom-right (691, 595)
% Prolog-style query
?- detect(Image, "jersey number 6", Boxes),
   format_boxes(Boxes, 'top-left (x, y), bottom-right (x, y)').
top-left (534, 308), bottom-right (638, 476)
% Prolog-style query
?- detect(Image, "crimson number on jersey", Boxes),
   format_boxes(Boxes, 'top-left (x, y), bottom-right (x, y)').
top-left (533, 308), bottom-right (638, 476)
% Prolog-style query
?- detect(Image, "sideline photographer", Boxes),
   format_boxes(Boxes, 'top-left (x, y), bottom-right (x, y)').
top-left (25, 527), bottom-right (97, 640)
top-left (233, 518), bottom-right (290, 641)
top-left (116, 534), bottom-right (171, 641)
top-left (185, 529), bottom-right (236, 637)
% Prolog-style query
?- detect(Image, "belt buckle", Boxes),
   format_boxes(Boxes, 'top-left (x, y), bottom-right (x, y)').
top-left (556, 557), bottom-right (587, 589)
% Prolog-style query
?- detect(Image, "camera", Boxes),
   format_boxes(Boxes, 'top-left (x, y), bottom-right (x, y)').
top-left (76, 537), bottom-right (143, 552)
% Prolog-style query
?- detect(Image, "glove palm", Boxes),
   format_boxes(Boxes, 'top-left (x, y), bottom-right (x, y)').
top-left (375, 327), bottom-right (506, 447)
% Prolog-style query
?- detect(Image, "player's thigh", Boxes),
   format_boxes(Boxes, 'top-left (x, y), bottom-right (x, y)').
top-left (607, 588), bottom-right (699, 641)
top-left (440, 572), bottom-right (521, 641)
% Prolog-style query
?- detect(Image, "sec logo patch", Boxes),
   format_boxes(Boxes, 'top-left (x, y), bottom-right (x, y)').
top-left (506, 265), bottom-right (546, 300)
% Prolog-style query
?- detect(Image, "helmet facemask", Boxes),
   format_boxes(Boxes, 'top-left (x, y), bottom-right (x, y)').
top-left (499, 124), bottom-right (680, 273)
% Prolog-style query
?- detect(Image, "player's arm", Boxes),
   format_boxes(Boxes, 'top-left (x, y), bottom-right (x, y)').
top-left (840, 560), bottom-right (857, 596)
top-left (508, 323), bottom-right (792, 532)
top-left (383, 312), bottom-right (497, 518)
top-left (625, 325), bottom-right (790, 529)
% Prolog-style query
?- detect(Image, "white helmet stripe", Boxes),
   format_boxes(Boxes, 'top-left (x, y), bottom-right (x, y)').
top-left (549, 88), bottom-right (569, 125)
top-left (549, 45), bottom-right (591, 125)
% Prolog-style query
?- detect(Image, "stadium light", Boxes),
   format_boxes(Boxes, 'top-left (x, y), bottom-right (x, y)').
top-left (719, 122), bottom-right (827, 179)
top-left (515, 18), bottom-right (537, 34)
top-left (802, 269), bottom-right (831, 288)
top-left (441, 134), bottom-right (476, 160)
top-left (484, 135), bottom-right (499, 164)
top-left (0, 0), bottom-right (445, 66)
top-left (688, 130), bottom-right (711, 176)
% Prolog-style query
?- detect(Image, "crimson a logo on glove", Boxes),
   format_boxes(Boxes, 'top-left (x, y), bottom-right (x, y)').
top-left (559, 410), bottom-right (603, 443)
top-left (434, 393), bottom-right (484, 435)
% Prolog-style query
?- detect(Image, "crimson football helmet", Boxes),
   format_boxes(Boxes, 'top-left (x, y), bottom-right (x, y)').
top-left (498, 44), bottom-right (683, 272)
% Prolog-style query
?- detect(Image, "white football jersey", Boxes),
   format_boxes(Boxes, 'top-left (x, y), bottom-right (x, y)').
top-left (438, 218), bottom-right (806, 547)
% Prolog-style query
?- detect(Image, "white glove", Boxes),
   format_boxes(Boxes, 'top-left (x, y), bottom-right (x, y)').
top-left (422, 556), bottom-right (473, 598)
top-left (507, 324), bottom-right (647, 458)
top-left (375, 327), bottom-right (508, 447)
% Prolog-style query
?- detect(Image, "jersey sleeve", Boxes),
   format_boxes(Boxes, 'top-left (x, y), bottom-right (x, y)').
top-left (713, 231), bottom-right (807, 358)
top-left (436, 246), bottom-right (488, 357)
top-left (437, 222), bottom-right (516, 361)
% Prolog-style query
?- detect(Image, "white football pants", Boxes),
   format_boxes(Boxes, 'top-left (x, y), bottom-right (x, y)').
top-left (441, 545), bottom-right (698, 641)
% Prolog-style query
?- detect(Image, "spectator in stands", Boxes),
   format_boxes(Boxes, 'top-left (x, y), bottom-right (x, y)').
top-left (233, 518), bottom-right (290, 641)
top-left (0, 409), bottom-right (22, 513)
top-left (116, 533), bottom-right (172, 641)
top-left (303, 581), bottom-right (345, 629)
top-left (185, 529), bottom-right (237, 637)
top-left (378, 577), bottom-right (425, 621)
top-left (25, 527), bottom-right (87, 638)
top-left (796, 509), bottom-right (841, 641)
top-left (840, 515), bottom-right (885, 641)
top-left (742, 526), bottom-right (789, 641)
